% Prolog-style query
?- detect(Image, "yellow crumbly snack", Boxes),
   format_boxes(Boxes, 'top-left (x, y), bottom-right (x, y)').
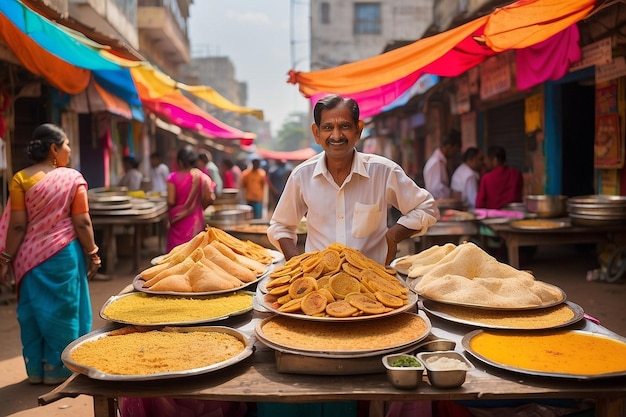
top-left (70, 327), bottom-right (245, 375)
top-left (259, 313), bottom-right (429, 352)
top-left (102, 292), bottom-right (253, 325)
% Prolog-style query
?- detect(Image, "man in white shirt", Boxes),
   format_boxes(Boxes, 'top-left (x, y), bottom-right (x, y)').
top-left (423, 131), bottom-right (462, 199)
top-left (118, 156), bottom-right (143, 191)
top-left (451, 147), bottom-right (484, 209)
top-left (267, 94), bottom-right (438, 266)
top-left (149, 152), bottom-right (170, 193)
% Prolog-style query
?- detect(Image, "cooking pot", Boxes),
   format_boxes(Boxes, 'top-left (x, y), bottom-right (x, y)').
top-left (524, 195), bottom-right (567, 218)
top-left (205, 204), bottom-right (253, 226)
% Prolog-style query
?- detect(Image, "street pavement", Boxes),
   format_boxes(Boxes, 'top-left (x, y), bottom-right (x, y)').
top-left (1, 236), bottom-right (626, 417)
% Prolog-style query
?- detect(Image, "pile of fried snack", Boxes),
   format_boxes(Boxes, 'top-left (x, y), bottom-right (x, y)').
top-left (397, 242), bottom-right (564, 308)
top-left (138, 227), bottom-right (272, 292)
top-left (264, 243), bottom-right (410, 318)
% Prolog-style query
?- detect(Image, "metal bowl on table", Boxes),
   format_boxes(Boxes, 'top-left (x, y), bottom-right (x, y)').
top-left (524, 195), bottom-right (567, 218)
top-left (205, 204), bottom-right (253, 227)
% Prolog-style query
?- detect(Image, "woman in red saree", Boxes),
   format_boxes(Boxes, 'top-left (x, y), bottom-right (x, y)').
top-left (0, 124), bottom-right (100, 385)
top-left (166, 146), bottom-right (215, 252)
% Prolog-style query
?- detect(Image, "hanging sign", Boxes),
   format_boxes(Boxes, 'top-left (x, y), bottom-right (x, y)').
top-left (480, 54), bottom-right (512, 100)
top-left (596, 57), bottom-right (626, 84)
top-left (570, 38), bottom-right (612, 71)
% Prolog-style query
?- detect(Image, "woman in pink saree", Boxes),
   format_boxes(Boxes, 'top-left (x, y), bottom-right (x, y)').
top-left (0, 124), bottom-right (100, 385)
top-left (166, 146), bottom-right (215, 252)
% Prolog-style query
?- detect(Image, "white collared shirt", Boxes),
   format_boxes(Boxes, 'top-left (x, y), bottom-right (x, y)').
top-left (451, 163), bottom-right (479, 209)
top-left (423, 147), bottom-right (450, 199)
top-left (267, 151), bottom-right (439, 265)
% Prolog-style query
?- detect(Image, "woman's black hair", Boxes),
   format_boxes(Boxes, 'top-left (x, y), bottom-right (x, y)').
top-left (177, 145), bottom-right (198, 169)
top-left (313, 94), bottom-right (360, 126)
top-left (26, 123), bottom-right (66, 163)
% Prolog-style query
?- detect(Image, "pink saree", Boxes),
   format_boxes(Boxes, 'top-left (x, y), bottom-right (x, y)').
top-left (0, 168), bottom-right (85, 288)
top-left (166, 170), bottom-right (207, 252)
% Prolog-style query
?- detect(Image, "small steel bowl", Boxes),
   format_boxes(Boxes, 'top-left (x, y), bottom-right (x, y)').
top-left (417, 351), bottom-right (474, 389)
top-left (382, 353), bottom-right (425, 389)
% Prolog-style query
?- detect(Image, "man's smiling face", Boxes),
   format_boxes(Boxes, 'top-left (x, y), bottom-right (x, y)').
top-left (312, 103), bottom-right (363, 160)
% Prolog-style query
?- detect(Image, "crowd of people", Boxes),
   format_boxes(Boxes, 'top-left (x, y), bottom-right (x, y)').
top-left (424, 136), bottom-right (524, 210)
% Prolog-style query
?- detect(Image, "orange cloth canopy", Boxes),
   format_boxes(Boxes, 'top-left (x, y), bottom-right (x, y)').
top-left (289, 0), bottom-right (596, 97)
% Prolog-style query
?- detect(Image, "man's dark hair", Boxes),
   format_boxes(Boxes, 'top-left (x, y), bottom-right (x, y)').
top-left (487, 145), bottom-right (506, 163)
top-left (462, 147), bottom-right (480, 162)
top-left (442, 129), bottom-right (462, 148)
top-left (313, 94), bottom-right (360, 126)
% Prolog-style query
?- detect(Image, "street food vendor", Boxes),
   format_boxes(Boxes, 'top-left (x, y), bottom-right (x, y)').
top-left (267, 94), bottom-right (439, 266)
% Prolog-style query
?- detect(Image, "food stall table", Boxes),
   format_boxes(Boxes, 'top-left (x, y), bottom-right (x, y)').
top-left (480, 219), bottom-right (626, 268)
top-left (38, 311), bottom-right (626, 417)
top-left (90, 201), bottom-right (168, 275)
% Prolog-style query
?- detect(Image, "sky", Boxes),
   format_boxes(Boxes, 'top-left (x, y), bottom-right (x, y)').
top-left (187, 1), bottom-right (311, 136)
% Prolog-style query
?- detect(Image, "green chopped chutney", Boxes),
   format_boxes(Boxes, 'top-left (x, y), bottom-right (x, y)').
top-left (391, 356), bottom-right (421, 367)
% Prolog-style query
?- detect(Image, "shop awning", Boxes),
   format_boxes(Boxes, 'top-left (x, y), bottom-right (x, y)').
top-left (0, 0), bottom-right (258, 140)
top-left (256, 147), bottom-right (320, 161)
top-left (68, 79), bottom-right (134, 119)
top-left (289, 0), bottom-right (596, 118)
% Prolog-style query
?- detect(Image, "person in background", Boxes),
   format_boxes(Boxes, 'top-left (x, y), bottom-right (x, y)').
top-left (240, 158), bottom-right (267, 219)
top-left (166, 146), bottom-right (215, 252)
top-left (451, 147), bottom-right (484, 210)
top-left (198, 151), bottom-right (223, 196)
top-left (475, 145), bottom-right (523, 209)
top-left (118, 155), bottom-right (143, 191)
top-left (268, 159), bottom-right (291, 213)
top-left (0, 123), bottom-right (100, 385)
top-left (149, 152), bottom-right (169, 194)
top-left (423, 130), bottom-right (462, 200)
top-left (221, 159), bottom-right (238, 190)
top-left (268, 94), bottom-right (438, 267)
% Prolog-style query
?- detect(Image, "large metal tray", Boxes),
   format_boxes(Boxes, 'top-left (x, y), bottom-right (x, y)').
top-left (462, 329), bottom-right (626, 379)
top-left (422, 299), bottom-right (584, 330)
top-left (258, 287), bottom-right (418, 322)
top-left (62, 325), bottom-right (254, 381)
top-left (255, 311), bottom-right (431, 358)
top-left (417, 281), bottom-right (567, 310)
top-left (99, 291), bottom-right (255, 326)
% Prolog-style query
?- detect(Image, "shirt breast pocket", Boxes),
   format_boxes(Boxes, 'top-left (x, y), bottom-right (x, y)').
top-left (352, 202), bottom-right (382, 239)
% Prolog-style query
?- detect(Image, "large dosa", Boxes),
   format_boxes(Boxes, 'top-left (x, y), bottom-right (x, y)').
top-left (404, 243), bottom-right (457, 277)
top-left (414, 242), bottom-right (563, 308)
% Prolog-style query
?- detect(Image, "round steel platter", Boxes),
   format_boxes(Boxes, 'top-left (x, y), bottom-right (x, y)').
top-left (422, 299), bottom-right (584, 330)
top-left (462, 329), bottom-right (626, 379)
top-left (257, 276), bottom-right (417, 322)
top-left (99, 291), bottom-right (255, 326)
top-left (62, 325), bottom-right (253, 381)
top-left (417, 281), bottom-right (566, 310)
top-left (255, 311), bottom-right (431, 358)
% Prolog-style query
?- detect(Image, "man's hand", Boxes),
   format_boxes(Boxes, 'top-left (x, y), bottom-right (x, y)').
top-left (385, 224), bottom-right (417, 266)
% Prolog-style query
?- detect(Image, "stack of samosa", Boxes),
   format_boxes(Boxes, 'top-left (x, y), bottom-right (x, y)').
top-left (139, 227), bottom-right (270, 292)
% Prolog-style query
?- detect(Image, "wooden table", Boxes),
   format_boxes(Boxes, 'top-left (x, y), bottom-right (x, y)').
top-left (90, 201), bottom-right (168, 274)
top-left (480, 218), bottom-right (626, 268)
top-left (38, 309), bottom-right (626, 417)
top-left (413, 219), bottom-right (479, 252)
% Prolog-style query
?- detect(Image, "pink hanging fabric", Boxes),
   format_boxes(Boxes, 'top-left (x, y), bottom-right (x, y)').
top-left (516, 24), bottom-right (582, 90)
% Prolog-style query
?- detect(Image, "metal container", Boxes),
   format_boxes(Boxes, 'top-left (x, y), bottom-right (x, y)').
top-left (205, 204), bottom-right (253, 226)
top-left (417, 351), bottom-right (474, 389)
top-left (382, 353), bottom-right (425, 389)
top-left (524, 195), bottom-right (567, 218)
top-left (213, 188), bottom-right (239, 205)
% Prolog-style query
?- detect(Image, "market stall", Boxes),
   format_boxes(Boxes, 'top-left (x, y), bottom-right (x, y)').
top-left (39, 233), bottom-right (626, 417)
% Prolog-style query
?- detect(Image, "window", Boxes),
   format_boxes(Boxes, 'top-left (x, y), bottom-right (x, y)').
top-left (321, 2), bottom-right (330, 24)
top-left (354, 3), bottom-right (381, 34)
